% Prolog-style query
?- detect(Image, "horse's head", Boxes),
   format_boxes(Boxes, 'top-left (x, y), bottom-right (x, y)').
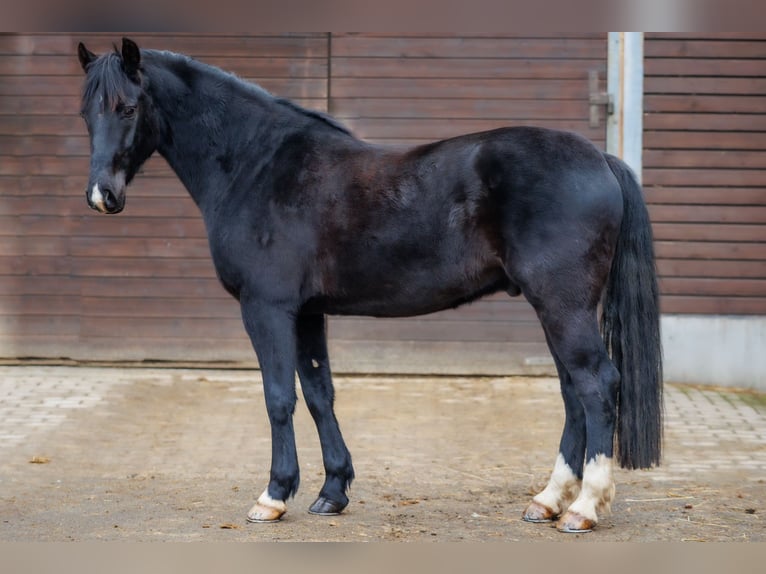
top-left (78, 38), bottom-right (159, 214)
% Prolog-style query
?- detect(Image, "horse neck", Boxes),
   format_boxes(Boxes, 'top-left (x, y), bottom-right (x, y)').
top-left (144, 54), bottom-right (287, 208)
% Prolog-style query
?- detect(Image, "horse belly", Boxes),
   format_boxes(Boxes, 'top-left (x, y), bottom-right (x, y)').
top-left (313, 257), bottom-right (509, 318)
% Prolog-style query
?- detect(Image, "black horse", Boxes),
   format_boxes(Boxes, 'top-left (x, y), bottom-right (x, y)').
top-left (77, 38), bottom-right (662, 533)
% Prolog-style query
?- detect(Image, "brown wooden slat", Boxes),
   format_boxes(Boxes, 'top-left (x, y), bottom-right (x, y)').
top-left (657, 259), bottom-right (766, 279)
top-left (652, 223), bottom-right (765, 243)
top-left (331, 77), bottom-right (590, 100)
top-left (643, 131), bottom-right (766, 151)
top-left (70, 257), bottom-right (217, 279)
top-left (644, 76), bottom-right (766, 96)
top-left (332, 98), bottom-right (588, 120)
top-left (644, 168), bottom-right (766, 187)
top-left (70, 237), bottom-right (209, 259)
top-left (331, 58), bottom-right (604, 80)
top-left (327, 317), bottom-right (546, 343)
top-left (644, 112), bottom-right (766, 132)
top-left (645, 149), bottom-right (766, 169)
top-left (644, 38), bottom-right (766, 59)
top-left (330, 35), bottom-right (606, 59)
top-left (654, 241), bottom-right (766, 261)
top-left (0, 175), bottom-right (186, 197)
top-left (0, 294), bottom-right (80, 316)
top-left (646, 58), bottom-right (766, 77)
top-left (342, 118), bottom-right (603, 143)
top-left (0, 55), bottom-right (328, 78)
top-left (644, 95), bottom-right (766, 115)
top-left (645, 187), bottom-right (766, 205)
top-left (0, 34), bottom-right (329, 57)
top-left (660, 295), bottom-right (766, 315)
top-left (649, 204), bottom-right (766, 224)
top-left (0, 75), bottom-right (327, 99)
top-left (660, 277), bottom-right (766, 297)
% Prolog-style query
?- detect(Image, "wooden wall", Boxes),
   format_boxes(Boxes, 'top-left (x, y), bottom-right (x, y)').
top-left (8, 33), bottom-right (763, 369)
top-left (644, 33), bottom-right (766, 315)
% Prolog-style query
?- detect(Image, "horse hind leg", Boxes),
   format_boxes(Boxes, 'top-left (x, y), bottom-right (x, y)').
top-left (542, 311), bottom-right (619, 533)
top-left (523, 336), bottom-right (585, 523)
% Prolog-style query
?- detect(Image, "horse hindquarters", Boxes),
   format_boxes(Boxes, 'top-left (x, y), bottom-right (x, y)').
top-left (518, 153), bottom-right (662, 532)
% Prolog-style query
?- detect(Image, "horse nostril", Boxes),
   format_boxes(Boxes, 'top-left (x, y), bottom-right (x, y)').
top-left (101, 187), bottom-right (117, 209)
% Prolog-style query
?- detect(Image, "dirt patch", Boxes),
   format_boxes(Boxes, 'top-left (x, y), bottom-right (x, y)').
top-left (0, 367), bottom-right (763, 541)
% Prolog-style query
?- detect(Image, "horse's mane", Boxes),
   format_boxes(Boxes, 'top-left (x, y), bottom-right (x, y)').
top-left (82, 47), bottom-right (352, 136)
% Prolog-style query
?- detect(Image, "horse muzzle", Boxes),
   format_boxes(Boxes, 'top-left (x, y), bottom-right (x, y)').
top-left (86, 181), bottom-right (125, 214)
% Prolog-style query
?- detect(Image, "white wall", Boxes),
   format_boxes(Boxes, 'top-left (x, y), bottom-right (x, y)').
top-left (661, 315), bottom-right (766, 390)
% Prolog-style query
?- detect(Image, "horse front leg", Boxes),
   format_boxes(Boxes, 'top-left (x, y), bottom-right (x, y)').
top-left (240, 301), bottom-right (300, 523)
top-left (296, 313), bottom-right (354, 516)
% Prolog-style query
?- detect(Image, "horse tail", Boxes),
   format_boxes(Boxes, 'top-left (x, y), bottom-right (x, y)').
top-left (601, 153), bottom-right (663, 470)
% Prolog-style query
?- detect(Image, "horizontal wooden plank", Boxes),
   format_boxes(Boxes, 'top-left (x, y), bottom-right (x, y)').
top-left (312, 317), bottom-right (546, 343)
top-left (646, 33), bottom-right (766, 41)
top-left (0, 34), bottom-right (329, 57)
top-left (0, 74), bottom-right (326, 99)
top-left (0, 235), bottom-right (69, 256)
top-left (70, 257), bottom-right (218, 279)
top-left (654, 241), bottom-right (766, 261)
top-left (0, 294), bottom-right (80, 316)
top-left (70, 237), bottom-right (210, 259)
top-left (0, 134), bottom-right (88, 156)
top-left (331, 57), bottom-right (605, 80)
top-left (0, 175), bottom-right (186, 198)
top-left (644, 94), bottom-right (766, 115)
top-left (644, 149), bottom-right (766, 170)
top-left (657, 258), bottom-right (766, 279)
top-left (0, 255), bottom-right (70, 275)
top-left (0, 195), bottom-right (201, 219)
top-left (332, 97), bottom-right (588, 120)
top-left (649, 204), bottom-right (766, 224)
top-left (645, 38), bottom-right (766, 59)
top-left (0, 275), bottom-right (80, 296)
top-left (659, 277), bottom-right (766, 297)
top-left (646, 58), bottom-right (766, 77)
top-left (644, 168), bottom-right (766, 187)
top-left (644, 76), bottom-right (766, 96)
top-left (341, 118), bottom-right (604, 143)
top-left (330, 35), bottom-right (605, 59)
top-left (644, 131), bottom-right (766, 151)
top-left (645, 187), bottom-right (766, 205)
top-left (660, 295), bottom-right (766, 315)
top-left (0, 94), bottom-right (326, 117)
top-left (331, 77), bottom-right (590, 100)
top-left (644, 112), bottom-right (766, 132)
top-left (652, 223), bottom-right (766, 243)
top-left (0, 215), bottom-right (207, 239)
top-left (77, 276), bottom-right (223, 298)
top-left (0, 55), bottom-right (328, 78)
top-left (0, 315), bottom-right (79, 336)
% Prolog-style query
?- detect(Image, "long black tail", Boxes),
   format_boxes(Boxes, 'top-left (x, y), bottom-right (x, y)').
top-left (601, 153), bottom-right (663, 469)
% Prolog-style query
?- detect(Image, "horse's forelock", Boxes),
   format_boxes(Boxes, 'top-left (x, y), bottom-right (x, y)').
top-left (82, 51), bottom-right (134, 112)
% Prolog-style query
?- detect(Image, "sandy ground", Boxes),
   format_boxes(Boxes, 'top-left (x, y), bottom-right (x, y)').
top-left (0, 366), bottom-right (763, 541)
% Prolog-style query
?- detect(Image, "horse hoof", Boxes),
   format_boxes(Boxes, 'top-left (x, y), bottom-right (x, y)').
top-left (246, 491), bottom-right (287, 523)
top-left (308, 496), bottom-right (347, 516)
top-left (556, 511), bottom-right (595, 533)
top-left (522, 501), bottom-right (557, 523)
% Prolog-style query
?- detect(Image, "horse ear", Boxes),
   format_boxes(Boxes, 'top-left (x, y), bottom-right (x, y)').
top-left (121, 37), bottom-right (141, 80)
top-left (77, 42), bottom-right (97, 72)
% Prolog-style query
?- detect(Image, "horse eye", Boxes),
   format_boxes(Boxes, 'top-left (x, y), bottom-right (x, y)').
top-left (122, 106), bottom-right (137, 119)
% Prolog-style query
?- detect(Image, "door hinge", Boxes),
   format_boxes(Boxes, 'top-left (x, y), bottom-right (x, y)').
top-left (589, 70), bottom-right (613, 128)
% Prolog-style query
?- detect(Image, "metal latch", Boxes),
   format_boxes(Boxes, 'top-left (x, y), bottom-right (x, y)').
top-left (589, 70), bottom-right (613, 128)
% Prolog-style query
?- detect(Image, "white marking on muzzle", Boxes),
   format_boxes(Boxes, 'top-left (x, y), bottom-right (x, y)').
top-left (90, 183), bottom-right (106, 212)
